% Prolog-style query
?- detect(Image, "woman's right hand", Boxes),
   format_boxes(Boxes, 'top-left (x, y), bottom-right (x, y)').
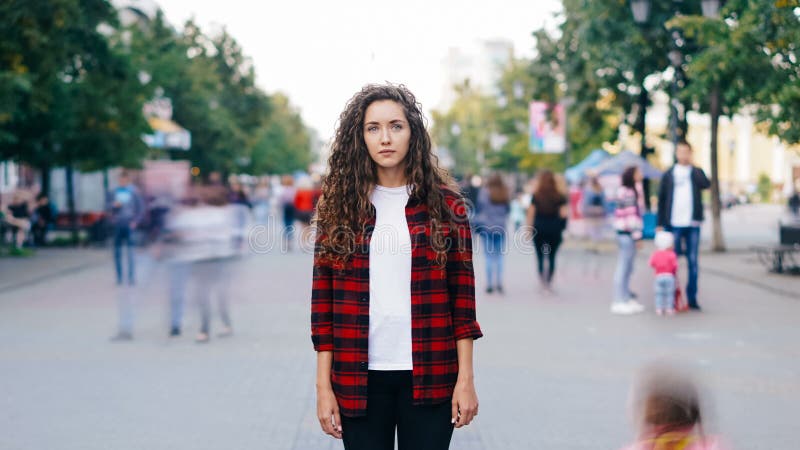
top-left (316, 386), bottom-right (342, 439)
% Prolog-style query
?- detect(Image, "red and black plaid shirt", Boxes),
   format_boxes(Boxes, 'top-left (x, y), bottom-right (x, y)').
top-left (311, 188), bottom-right (483, 417)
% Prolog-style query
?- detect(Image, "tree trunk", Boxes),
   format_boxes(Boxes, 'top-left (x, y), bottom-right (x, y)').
top-left (709, 85), bottom-right (725, 252)
top-left (65, 163), bottom-right (79, 246)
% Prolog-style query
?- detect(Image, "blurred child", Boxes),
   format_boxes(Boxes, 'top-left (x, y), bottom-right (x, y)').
top-left (649, 231), bottom-right (678, 316)
top-left (623, 363), bottom-right (728, 450)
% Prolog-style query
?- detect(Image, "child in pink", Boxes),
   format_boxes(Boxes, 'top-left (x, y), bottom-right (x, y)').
top-left (649, 231), bottom-right (678, 315)
top-left (621, 363), bottom-right (729, 450)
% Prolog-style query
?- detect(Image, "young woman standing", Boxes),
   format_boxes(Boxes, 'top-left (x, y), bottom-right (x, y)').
top-left (311, 84), bottom-right (483, 450)
top-left (611, 166), bottom-right (646, 315)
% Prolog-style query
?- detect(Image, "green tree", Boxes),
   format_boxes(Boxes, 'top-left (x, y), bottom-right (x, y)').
top-left (248, 93), bottom-right (312, 175)
top-left (431, 81), bottom-right (497, 176)
top-left (0, 0), bottom-right (149, 177)
top-left (0, 0), bottom-right (151, 243)
top-left (126, 16), bottom-right (290, 178)
top-left (668, 0), bottom-right (800, 250)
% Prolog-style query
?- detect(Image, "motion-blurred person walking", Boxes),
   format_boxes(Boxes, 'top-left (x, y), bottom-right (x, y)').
top-left (279, 175), bottom-right (296, 251)
top-left (510, 191), bottom-right (527, 232)
top-left (611, 166), bottom-right (645, 315)
top-left (622, 362), bottom-right (729, 450)
top-left (253, 176), bottom-right (271, 225)
top-left (170, 185), bottom-right (237, 343)
top-left (152, 192), bottom-right (197, 338)
top-left (32, 192), bottom-right (56, 247)
top-left (527, 171), bottom-right (568, 293)
top-left (582, 175), bottom-right (607, 252)
top-left (108, 171), bottom-right (145, 286)
top-left (475, 173), bottom-right (510, 294)
top-left (228, 179), bottom-right (252, 253)
top-left (107, 171), bottom-right (146, 342)
top-left (294, 177), bottom-right (315, 248)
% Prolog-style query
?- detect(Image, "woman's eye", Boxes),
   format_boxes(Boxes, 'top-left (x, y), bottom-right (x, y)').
top-left (367, 126), bottom-right (378, 132)
top-left (392, 124), bottom-right (402, 130)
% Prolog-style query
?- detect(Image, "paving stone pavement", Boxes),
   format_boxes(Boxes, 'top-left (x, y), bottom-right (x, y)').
top-left (0, 224), bottom-right (798, 450)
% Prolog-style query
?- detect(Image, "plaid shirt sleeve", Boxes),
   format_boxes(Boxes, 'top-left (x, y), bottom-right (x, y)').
top-left (311, 232), bottom-right (334, 352)
top-left (445, 192), bottom-right (483, 342)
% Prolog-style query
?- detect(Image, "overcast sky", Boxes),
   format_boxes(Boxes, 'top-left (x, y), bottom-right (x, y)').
top-left (154, 0), bottom-right (562, 141)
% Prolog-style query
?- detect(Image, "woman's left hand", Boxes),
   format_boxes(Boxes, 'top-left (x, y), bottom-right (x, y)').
top-left (451, 378), bottom-right (479, 428)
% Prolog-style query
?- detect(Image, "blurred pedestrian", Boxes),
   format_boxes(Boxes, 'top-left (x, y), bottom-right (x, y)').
top-left (108, 171), bottom-right (145, 287)
top-left (153, 191), bottom-right (198, 338)
top-left (107, 171), bottom-right (145, 341)
top-left (582, 175), bottom-right (607, 252)
top-left (279, 175), bottom-right (296, 251)
top-left (462, 174), bottom-right (481, 215)
top-left (294, 177), bottom-right (315, 247)
top-left (622, 363), bottom-right (728, 450)
top-left (475, 173), bottom-right (510, 294)
top-left (3, 189), bottom-right (33, 252)
top-left (170, 185), bottom-right (237, 343)
top-left (611, 166), bottom-right (645, 315)
top-left (228, 179), bottom-right (252, 253)
top-left (657, 141), bottom-right (711, 311)
top-left (311, 84), bottom-right (482, 449)
top-left (253, 176), bottom-right (271, 225)
top-left (649, 231), bottom-right (678, 316)
top-left (526, 170), bottom-right (568, 293)
top-left (510, 192), bottom-right (526, 232)
top-left (32, 192), bottom-right (56, 247)
top-left (787, 181), bottom-right (799, 218)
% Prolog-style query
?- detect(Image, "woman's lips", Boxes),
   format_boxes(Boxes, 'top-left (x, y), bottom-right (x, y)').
top-left (379, 149), bottom-right (395, 155)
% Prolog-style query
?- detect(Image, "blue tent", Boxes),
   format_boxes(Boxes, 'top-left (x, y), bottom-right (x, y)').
top-left (594, 150), bottom-right (663, 179)
top-left (565, 149), bottom-right (610, 184)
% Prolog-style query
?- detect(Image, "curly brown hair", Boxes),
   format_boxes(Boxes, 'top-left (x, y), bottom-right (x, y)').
top-left (315, 83), bottom-right (459, 264)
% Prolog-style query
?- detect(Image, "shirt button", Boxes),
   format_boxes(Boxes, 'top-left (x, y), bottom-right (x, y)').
top-left (360, 297), bottom-right (368, 303)
top-left (359, 362), bottom-right (368, 370)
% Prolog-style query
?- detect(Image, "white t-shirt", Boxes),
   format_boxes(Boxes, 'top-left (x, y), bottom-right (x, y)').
top-left (670, 164), bottom-right (694, 227)
top-left (368, 185), bottom-right (413, 371)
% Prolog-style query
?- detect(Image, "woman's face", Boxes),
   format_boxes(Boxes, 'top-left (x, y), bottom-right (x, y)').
top-left (363, 100), bottom-right (411, 173)
top-left (635, 168), bottom-right (644, 182)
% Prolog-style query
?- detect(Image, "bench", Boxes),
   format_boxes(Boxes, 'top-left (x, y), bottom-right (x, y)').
top-left (752, 244), bottom-right (800, 274)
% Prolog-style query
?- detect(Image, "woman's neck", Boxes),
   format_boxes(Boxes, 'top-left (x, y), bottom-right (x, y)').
top-left (376, 166), bottom-right (407, 188)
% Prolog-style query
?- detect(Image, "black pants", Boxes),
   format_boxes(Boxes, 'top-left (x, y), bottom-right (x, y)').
top-left (533, 232), bottom-right (562, 283)
top-left (341, 371), bottom-right (454, 450)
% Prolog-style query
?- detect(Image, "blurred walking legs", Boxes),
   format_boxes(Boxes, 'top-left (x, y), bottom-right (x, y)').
top-left (282, 204), bottom-right (295, 251)
top-left (483, 231), bottom-right (505, 292)
top-left (113, 285), bottom-right (135, 340)
top-left (168, 262), bottom-right (190, 336)
top-left (193, 259), bottom-right (232, 342)
top-left (113, 224), bottom-right (135, 285)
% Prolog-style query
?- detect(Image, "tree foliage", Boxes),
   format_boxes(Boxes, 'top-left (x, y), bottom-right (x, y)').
top-left (0, 0), bottom-right (149, 172)
top-left (248, 93), bottom-right (313, 174)
top-left (671, 0), bottom-right (800, 144)
top-left (1, 1), bottom-right (314, 180)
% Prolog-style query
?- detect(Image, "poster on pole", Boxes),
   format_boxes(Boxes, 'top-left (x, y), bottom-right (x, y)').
top-left (529, 101), bottom-right (566, 153)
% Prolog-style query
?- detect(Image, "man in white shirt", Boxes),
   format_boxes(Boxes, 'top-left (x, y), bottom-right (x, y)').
top-left (657, 141), bottom-right (711, 310)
